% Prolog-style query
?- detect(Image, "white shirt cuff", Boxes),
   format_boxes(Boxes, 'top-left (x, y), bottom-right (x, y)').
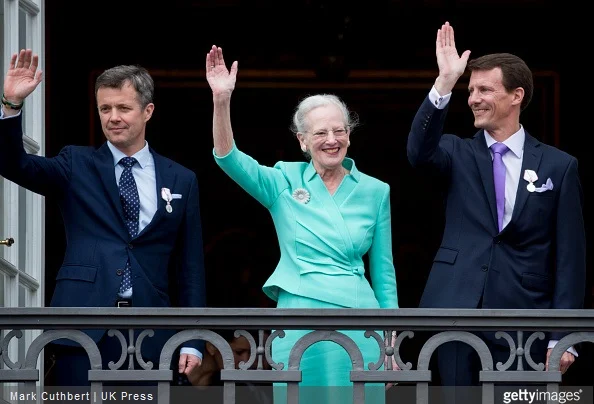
top-left (548, 340), bottom-right (578, 357)
top-left (0, 107), bottom-right (21, 119)
top-left (428, 86), bottom-right (452, 110)
top-left (180, 347), bottom-right (203, 360)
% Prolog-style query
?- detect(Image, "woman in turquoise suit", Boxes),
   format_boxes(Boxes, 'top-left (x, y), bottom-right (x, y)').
top-left (205, 45), bottom-right (399, 403)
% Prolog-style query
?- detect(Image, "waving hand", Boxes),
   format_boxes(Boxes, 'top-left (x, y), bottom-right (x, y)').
top-left (206, 45), bottom-right (238, 99)
top-left (3, 49), bottom-right (43, 104)
top-left (434, 22), bottom-right (471, 95)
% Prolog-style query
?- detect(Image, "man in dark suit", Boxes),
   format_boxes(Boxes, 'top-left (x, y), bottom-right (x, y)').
top-left (407, 22), bottom-right (586, 387)
top-left (0, 49), bottom-right (206, 385)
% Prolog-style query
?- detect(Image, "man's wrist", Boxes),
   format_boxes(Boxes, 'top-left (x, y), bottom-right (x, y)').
top-left (1, 104), bottom-right (20, 117)
top-left (434, 76), bottom-right (458, 96)
top-left (1, 93), bottom-right (24, 111)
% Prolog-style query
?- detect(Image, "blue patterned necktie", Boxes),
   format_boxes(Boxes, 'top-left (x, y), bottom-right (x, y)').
top-left (118, 156), bottom-right (140, 294)
top-left (490, 142), bottom-right (509, 232)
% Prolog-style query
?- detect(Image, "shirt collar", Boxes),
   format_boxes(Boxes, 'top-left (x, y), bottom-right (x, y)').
top-left (107, 141), bottom-right (151, 169)
top-left (484, 125), bottom-right (525, 159)
top-left (304, 157), bottom-right (360, 182)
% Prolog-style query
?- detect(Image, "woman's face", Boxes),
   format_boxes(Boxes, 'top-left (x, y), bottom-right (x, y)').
top-left (298, 104), bottom-right (349, 172)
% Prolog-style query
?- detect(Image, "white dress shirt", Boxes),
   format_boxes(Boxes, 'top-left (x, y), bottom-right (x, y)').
top-left (108, 140), bottom-right (157, 251)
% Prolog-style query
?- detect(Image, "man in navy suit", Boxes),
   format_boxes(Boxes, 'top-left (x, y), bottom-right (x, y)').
top-left (0, 49), bottom-right (206, 385)
top-left (407, 22), bottom-right (586, 388)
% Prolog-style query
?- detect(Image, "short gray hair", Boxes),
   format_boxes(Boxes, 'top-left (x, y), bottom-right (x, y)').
top-left (290, 94), bottom-right (358, 135)
top-left (95, 65), bottom-right (154, 109)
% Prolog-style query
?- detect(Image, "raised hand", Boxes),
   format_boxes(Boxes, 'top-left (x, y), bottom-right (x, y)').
top-left (206, 45), bottom-right (238, 99)
top-left (4, 49), bottom-right (43, 103)
top-left (434, 22), bottom-right (471, 95)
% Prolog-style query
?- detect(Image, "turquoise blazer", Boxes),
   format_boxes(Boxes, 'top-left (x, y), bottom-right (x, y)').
top-left (214, 144), bottom-right (398, 309)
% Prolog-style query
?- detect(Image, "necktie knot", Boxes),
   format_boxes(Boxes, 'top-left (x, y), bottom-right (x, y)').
top-left (490, 142), bottom-right (509, 156)
top-left (119, 157), bottom-right (138, 169)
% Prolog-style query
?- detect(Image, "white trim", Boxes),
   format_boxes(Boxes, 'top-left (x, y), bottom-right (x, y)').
top-left (0, 257), bottom-right (18, 277)
top-left (3, 0), bottom-right (18, 52)
top-left (3, 182), bottom-right (19, 274)
top-left (19, 269), bottom-right (39, 291)
top-left (23, 135), bottom-right (40, 154)
top-left (1, 258), bottom-right (40, 291)
top-left (18, 0), bottom-right (39, 15)
top-left (2, 0), bottom-right (45, 387)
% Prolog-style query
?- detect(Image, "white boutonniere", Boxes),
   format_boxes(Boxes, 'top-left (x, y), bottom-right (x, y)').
top-left (292, 188), bottom-right (310, 204)
top-left (523, 169), bottom-right (538, 192)
top-left (161, 187), bottom-right (182, 213)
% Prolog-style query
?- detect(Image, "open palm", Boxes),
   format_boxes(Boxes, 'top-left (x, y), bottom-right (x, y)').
top-left (4, 49), bottom-right (43, 102)
top-left (436, 22), bottom-right (470, 80)
top-left (206, 45), bottom-right (237, 98)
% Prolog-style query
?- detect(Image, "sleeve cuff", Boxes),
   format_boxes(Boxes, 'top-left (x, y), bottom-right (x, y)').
top-left (548, 340), bottom-right (578, 357)
top-left (428, 86), bottom-right (451, 110)
top-left (0, 108), bottom-right (21, 119)
top-left (212, 141), bottom-right (236, 160)
top-left (180, 347), bottom-right (203, 360)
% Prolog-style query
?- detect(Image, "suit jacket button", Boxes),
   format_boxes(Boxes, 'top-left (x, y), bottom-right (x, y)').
top-left (116, 269), bottom-right (123, 276)
top-left (128, 243), bottom-right (133, 249)
top-left (481, 265), bottom-right (488, 272)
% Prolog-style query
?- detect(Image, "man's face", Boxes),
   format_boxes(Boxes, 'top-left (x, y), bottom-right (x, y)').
top-left (468, 67), bottom-right (520, 133)
top-left (230, 336), bottom-right (251, 368)
top-left (213, 336), bottom-right (252, 370)
top-left (97, 82), bottom-right (153, 155)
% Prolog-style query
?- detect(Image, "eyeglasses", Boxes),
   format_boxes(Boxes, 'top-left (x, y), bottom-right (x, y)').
top-left (308, 128), bottom-right (349, 139)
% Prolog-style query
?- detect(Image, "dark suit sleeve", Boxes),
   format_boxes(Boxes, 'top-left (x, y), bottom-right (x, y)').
top-left (175, 173), bottom-right (206, 352)
top-left (553, 158), bottom-right (586, 311)
top-left (0, 114), bottom-right (71, 196)
top-left (407, 96), bottom-right (453, 173)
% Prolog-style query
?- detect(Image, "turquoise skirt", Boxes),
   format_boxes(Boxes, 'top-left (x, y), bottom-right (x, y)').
top-left (272, 290), bottom-right (385, 404)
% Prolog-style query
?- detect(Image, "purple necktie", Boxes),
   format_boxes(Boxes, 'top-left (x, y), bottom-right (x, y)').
top-left (491, 142), bottom-right (509, 232)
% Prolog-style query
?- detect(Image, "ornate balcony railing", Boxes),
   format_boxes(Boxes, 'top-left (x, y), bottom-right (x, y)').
top-left (1, 308), bottom-right (593, 403)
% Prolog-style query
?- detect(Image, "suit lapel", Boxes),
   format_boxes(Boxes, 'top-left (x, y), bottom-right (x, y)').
top-left (306, 162), bottom-right (355, 262)
top-left (509, 134), bottom-right (543, 225)
top-left (137, 149), bottom-right (177, 238)
top-left (471, 131), bottom-right (499, 231)
top-left (332, 159), bottom-right (358, 207)
top-left (331, 160), bottom-right (359, 264)
top-left (93, 143), bottom-right (127, 230)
